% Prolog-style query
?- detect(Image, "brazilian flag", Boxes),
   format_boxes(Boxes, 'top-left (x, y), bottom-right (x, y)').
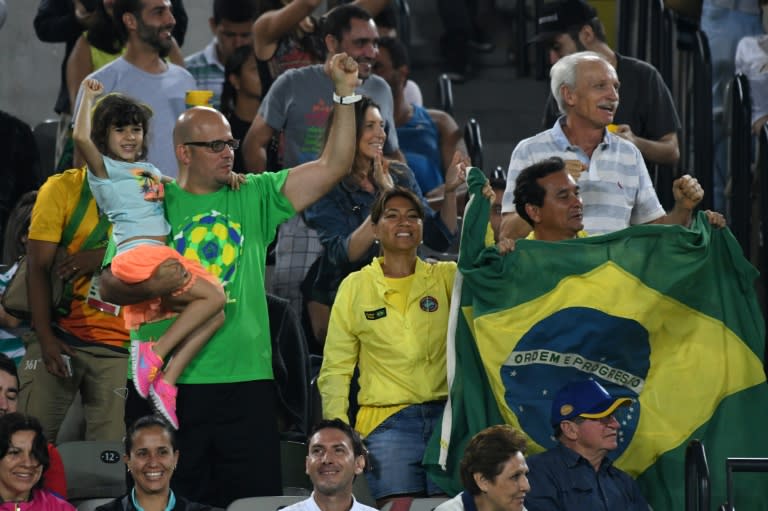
top-left (424, 168), bottom-right (768, 510)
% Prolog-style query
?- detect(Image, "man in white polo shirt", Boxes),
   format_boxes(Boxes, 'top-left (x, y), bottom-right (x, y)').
top-left (499, 52), bottom-right (706, 241)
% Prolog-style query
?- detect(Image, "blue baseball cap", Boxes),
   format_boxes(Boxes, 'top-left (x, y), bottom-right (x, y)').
top-left (551, 380), bottom-right (632, 427)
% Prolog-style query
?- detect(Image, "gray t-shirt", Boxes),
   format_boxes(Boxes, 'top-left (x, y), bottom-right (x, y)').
top-left (74, 57), bottom-right (195, 177)
top-left (258, 64), bottom-right (398, 168)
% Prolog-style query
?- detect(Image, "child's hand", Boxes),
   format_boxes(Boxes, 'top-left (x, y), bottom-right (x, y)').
top-left (228, 172), bottom-right (246, 190)
top-left (82, 78), bottom-right (104, 97)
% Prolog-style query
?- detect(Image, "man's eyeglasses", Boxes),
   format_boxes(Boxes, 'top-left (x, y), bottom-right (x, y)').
top-left (183, 139), bottom-right (240, 153)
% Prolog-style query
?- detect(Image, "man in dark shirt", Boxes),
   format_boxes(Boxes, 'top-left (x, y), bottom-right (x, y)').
top-left (524, 380), bottom-right (649, 511)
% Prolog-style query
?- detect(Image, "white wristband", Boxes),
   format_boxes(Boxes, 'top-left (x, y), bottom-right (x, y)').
top-left (333, 93), bottom-right (362, 105)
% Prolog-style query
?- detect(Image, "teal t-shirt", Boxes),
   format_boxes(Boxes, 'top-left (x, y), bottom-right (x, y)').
top-left (130, 170), bottom-right (295, 384)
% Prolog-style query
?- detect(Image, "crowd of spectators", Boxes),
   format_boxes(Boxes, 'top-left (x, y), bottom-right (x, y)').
top-left (0, 0), bottom-right (749, 510)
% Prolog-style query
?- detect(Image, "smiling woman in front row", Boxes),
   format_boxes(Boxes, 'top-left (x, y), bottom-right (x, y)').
top-left (95, 416), bottom-right (212, 511)
top-left (0, 413), bottom-right (73, 511)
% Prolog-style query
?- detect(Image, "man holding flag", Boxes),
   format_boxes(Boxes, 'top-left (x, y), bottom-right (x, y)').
top-left (509, 157), bottom-right (725, 244)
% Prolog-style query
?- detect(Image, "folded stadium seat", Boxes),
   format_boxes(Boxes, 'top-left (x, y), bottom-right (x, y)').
top-left (380, 497), bottom-right (450, 511)
top-left (55, 392), bottom-right (86, 444)
top-left (309, 374), bottom-right (322, 430)
top-left (76, 498), bottom-right (115, 511)
top-left (757, 126), bottom-right (768, 300)
top-left (57, 440), bottom-right (126, 502)
top-left (227, 496), bottom-right (305, 511)
top-left (280, 440), bottom-right (312, 494)
top-left (351, 472), bottom-right (376, 508)
top-left (464, 117), bottom-right (483, 170)
top-left (725, 73), bottom-right (752, 253)
top-left (437, 72), bottom-right (485, 169)
top-left (438, 74), bottom-right (454, 116)
top-left (32, 119), bottom-right (59, 178)
top-left (269, 294), bottom-right (311, 441)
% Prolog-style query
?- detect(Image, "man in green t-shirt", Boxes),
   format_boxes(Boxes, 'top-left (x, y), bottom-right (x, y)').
top-left (99, 53), bottom-right (360, 507)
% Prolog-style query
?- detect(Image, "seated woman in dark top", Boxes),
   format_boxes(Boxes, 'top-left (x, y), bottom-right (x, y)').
top-left (96, 416), bottom-right (212, 511)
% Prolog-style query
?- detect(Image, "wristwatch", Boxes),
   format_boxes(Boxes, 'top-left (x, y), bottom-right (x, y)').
top-left (332, 93), bottom-right (363, 105)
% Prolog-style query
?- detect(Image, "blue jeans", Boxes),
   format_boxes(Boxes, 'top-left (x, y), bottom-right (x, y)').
top-left (364, 402), bottom-right (446, 500)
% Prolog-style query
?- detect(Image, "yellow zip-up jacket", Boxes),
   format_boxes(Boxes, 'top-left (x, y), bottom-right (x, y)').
top-left (319, 256), bottom-right (456, 437)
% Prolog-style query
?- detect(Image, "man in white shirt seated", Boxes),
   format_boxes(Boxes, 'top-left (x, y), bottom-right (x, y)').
top-left (282, 419), bottom-right (376, 511)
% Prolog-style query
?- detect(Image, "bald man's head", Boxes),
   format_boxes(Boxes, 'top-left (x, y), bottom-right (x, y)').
top-left (173, 106), bottom-right (228, 146)
top-left (173, 107), bottom-right (237, 192)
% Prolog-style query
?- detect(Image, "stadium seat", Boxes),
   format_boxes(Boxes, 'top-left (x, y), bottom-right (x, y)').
top-left (32, 119), bottom-right (58, 178)
top-left (725, 73), bottom-right (752, 254)
top-left (380, 497), bottom-right (449, 511)
top-left (76, 498), bottom-right (115, 511)
top-left (351, 474), bottom-right (376, 508)
top-left (464, 118), bottom-right (483, 170)
top-left (438, 74), bottom-right (454, 116)
top-left (718, 456), bottom-right (768, 510)
top-left (227, 496), bottom-right (305, 511)
top-left (269, 294), bottom-right (311, 441)
top-left (57, 440), bottom-right (126, 501)
top-left (685, 439), bottom-right (710, 511)
top-left (56, 392), bottom-right (86, 444)
top-left (394, 0), bottom-right (411, 48)
top-left (280, 440), bottom-right (311, 493)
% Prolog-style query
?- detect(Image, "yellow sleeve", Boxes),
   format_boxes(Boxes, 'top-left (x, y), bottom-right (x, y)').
top-left (444, 262), bottom-right (458, 296)
top-left (28, 171), bottom-right (82, 244)
top-left (317, 275), bottom-right (361, 423)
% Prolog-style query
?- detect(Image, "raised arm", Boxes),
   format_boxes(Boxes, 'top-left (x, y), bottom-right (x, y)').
top-left (281, 53), bottom-right (359, 213)
top-left (72, 79), bottom-right (108, 178)
top-left (242, 114), bottom-right (274, 172)
top-left (649, 174), bottom-right (703, 227)
top-left (252, 0), bottom-right (321, 61)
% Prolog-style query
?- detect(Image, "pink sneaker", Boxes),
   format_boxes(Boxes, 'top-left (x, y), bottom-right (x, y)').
top-left (150, 379), bottom-right (179, 430)
top-left (132, 341), bottom-right (163, 399)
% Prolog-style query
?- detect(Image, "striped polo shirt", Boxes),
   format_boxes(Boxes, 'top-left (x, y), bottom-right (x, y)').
top-left (502, 117), bottom-right (665, 235)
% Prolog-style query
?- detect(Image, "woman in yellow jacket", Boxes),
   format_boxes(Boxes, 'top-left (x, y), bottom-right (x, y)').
top-left (318, 186), bottom-right (458, 507)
